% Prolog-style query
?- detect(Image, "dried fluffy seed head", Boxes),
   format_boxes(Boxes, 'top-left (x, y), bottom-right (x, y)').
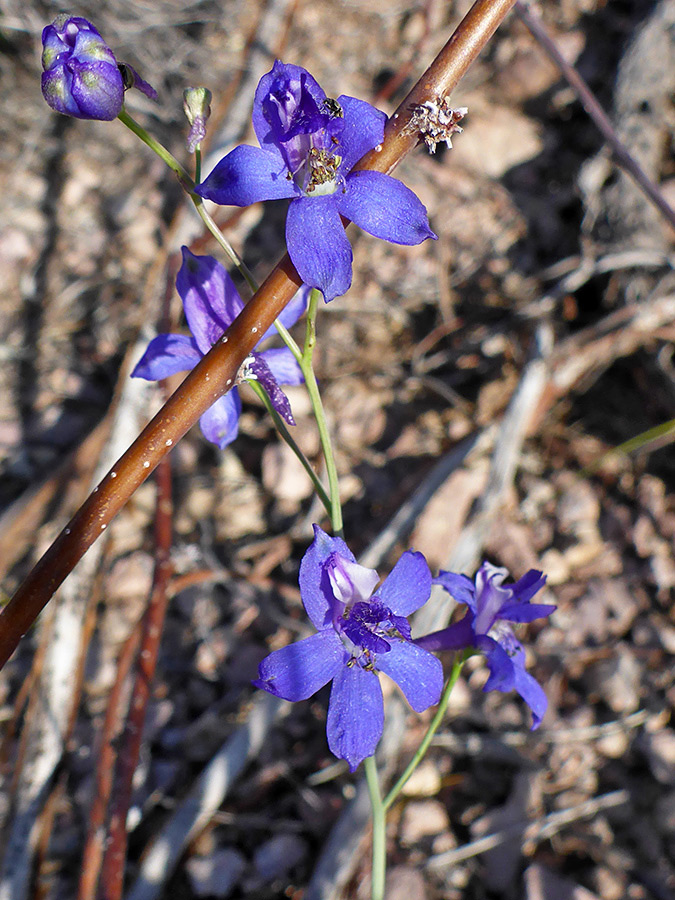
top-left (405, 98), bottom-right (468, 153)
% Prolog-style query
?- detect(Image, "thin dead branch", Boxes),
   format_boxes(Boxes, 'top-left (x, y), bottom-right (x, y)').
top-left (515, 0), bottom-right (675, 233)
top-left (97, 457), bottom-right (173, 900)
top-left (427, 788), bottom-right (629, 869)
top-left (0, 359), bottom-right (154, 900)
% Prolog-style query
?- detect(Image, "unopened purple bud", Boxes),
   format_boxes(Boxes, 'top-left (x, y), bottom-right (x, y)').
top-left (183, 87), bottom-right (212, 153)
top-left (41, 15), bottom-right (124, 120)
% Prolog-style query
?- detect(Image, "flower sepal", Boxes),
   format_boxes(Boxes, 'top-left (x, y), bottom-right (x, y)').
top-left (131, 248), bottom-right (307, 449)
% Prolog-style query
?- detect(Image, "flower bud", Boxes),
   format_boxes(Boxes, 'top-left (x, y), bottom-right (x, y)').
top-left (183, 87), bottom-right (212, 153)
top-left (41, 15), bottom-right (124, 120)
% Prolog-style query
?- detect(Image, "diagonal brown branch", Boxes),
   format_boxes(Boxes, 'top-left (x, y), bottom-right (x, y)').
top-left (0, 0), bottom-right (518, 670)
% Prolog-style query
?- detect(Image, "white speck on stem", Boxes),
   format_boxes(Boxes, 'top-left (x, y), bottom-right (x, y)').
top-left (110, 471), bottom-right (117, 478)
top-left (375, 144), bottom-right (382, 152)
top-left (252, 326), bottom-right (258, 334)
top-left (64, 528), bottom-right (71, 535)
top-left (100, 524), bottom-right (107, 531)
top-left (165, 439), bottom-right (173, 447)
top-left (143, 461), bottom-right (150, 468)
top-left (226, 379), bottom-right (232, 386)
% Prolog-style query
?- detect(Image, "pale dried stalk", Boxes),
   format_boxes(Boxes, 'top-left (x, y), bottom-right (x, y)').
top-left (0, 358), bottom-right (154, 900)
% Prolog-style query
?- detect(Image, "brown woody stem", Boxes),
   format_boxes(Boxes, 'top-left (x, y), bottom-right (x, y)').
top-left (0, 0), bottom-right (517, 669)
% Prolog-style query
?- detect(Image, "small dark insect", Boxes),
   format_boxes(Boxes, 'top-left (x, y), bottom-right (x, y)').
top-left (322, 97), bottom-right (344, 118)
top-left (118, 63), bottom-right (135, 90)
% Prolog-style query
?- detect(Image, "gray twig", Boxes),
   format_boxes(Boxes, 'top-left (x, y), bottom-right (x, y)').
top-left (427, 789), bottom-right (630, 869)
top-left (514, 0), bottom-right (675, 233)
top-left (124, 692), bottom-right (288, 900)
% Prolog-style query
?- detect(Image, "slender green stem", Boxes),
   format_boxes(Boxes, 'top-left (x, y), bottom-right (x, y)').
top-left (299, 289), bottom-right (343, 535)
top-left (117, 113), bottom-right (341, 531)
top-left (246, 379), bottom-right (331, 513)
top-left (364, 755), bottom-right (386, 900)
top-left (301, 368), bottom-right (342, 535)
top-left (581, 417), bottom-right (675, 475)
top-left (195, 146), bottom-right (202, 185)
top-left (117, 109), bottom-right (257, 291)
top-left (303, 289), bottom-right (321, 363)
top-left (273, 318), bottom-right (303, 364)
top-left (383, 653), bottom-right (467, 810)
top-left (118, 108), bottom-right (194, 186)
top-left (192, 199), bottom-right (258, 291)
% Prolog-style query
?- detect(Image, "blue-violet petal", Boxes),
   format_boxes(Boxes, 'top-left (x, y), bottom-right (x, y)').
top-left (177, 249), bottom-right (243, 354)
top-left (254, 629), bottom-right (344, 701)
top-left (376, 550), bottom-right (432, 617)
top-left (376, 640), bottom-right (444, 712)
top-left (327, 663), bottom-right (384, 771)
top-left (131, 334), bottom-right (201, 381)
top-left (286, 197), bottom-right (353, 302)
top-left (337, 170), bottom-right (437, 245)
top-left (257, 348), bottom-right (304, 387)
top-left (336, 95), bottom-right (386, 173)
top-left (299, 525), bottom-right (356, 629)
top-left (197, 144), bottom-right (298, 207)
top-left (199, 390), bottom-right (242, 449)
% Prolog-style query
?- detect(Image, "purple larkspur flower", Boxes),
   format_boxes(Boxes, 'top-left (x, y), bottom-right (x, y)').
top-left (41, 15), bottom-right (156, 121)
top-left (416, 563), bottom-right (554, 728)
top-left (131, 247), bottom-right (308, 449)
top-left (254, 525), bottom-right (443, 770)
top-left (196, 61), bottom-right (437, 302)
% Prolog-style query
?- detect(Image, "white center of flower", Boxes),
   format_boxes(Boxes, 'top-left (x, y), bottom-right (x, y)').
top-left (301, 148), bottom-right (342, 196)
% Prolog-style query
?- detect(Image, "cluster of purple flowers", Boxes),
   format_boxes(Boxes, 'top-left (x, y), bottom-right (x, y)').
top-left (255, 526), bottom-right (554, 770)
top-left (40, 21), bottom-right (556, 771)
top-left (42, 27), bottom-right (438, 443)
top-left (42, 27), bottom-right (435, 303)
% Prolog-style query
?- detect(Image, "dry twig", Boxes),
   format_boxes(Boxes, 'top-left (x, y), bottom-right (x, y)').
top-left (427, 788), bottom-right (629, 869)
top-left (0, 354), bottom-right (154, 900)
top-left (514, 0), bottom-right (675, 233)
